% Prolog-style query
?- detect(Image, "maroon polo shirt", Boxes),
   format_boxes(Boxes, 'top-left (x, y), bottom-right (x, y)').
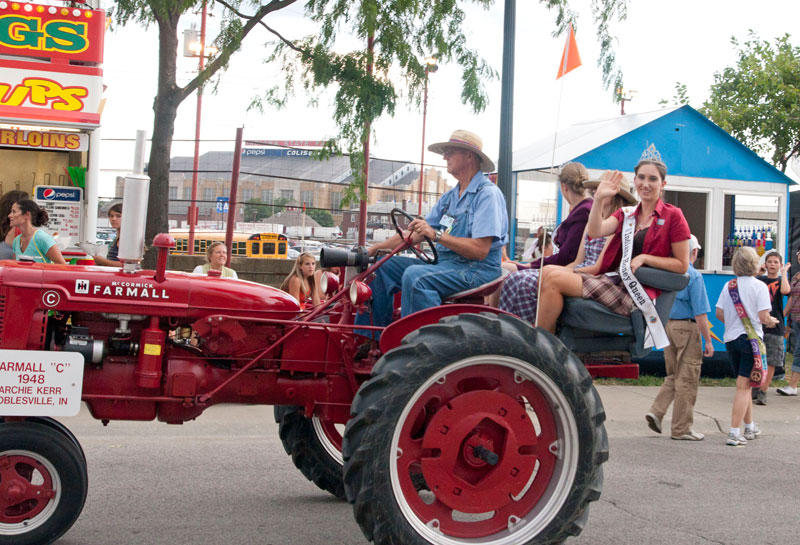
top-left (599, 200), bottom-right (691, 296)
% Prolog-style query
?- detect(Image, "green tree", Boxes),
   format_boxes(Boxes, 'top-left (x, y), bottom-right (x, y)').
top-left (658, 82), bottom-right (690, 107)
top-left (306, 208), bottom-right (334, 227)
top-left (242, 198), bottom-right (268, 221)
top-left (111, 1), bottom-right (628, 264)
top-left (702, 33), bottom-right (800, 172)
top-left (264, 197), bottom-right (289, 218)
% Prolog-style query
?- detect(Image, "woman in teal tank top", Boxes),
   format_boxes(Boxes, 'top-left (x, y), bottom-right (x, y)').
top-left (10, 199), bottom-right (66, 264)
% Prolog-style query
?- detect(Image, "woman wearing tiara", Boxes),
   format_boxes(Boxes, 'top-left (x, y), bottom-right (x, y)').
top-left (536, 152), bottom-right (691, 334)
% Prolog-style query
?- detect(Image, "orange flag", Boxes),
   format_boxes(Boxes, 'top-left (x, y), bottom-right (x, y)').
top-left (556, 24), bottom-right (582, 79)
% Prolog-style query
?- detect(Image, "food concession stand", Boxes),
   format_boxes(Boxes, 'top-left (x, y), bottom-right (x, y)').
top-left (0, 0), bottom-right (104, 246)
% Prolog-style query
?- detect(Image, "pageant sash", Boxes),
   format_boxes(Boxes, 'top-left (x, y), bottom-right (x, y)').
top-left (618, 209), bottom-right (669, 349)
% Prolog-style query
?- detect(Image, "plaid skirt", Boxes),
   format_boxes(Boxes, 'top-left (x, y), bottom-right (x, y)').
top-left (498, 268), bottom-right (541, 323)
top-left (578, 273), bottom-right (634, 316)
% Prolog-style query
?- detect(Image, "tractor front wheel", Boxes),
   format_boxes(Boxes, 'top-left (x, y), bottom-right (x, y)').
top-left (343, 312), bottom-right (608, 545)
top-left (0, 421), bottom-right (88, 545)
top-left (274, 406), bottom-right (346, 500)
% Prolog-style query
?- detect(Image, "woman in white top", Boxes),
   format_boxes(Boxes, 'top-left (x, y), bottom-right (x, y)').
top-left (192, 242), bottom-right (238, 278)
top-left (716, 246), bottom-right (778, 446)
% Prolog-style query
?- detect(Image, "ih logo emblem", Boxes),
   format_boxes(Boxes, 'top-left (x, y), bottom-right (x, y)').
top-left (75, 279), bottom-right (89, 294)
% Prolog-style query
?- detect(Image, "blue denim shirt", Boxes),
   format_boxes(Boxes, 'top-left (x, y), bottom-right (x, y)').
top-left (425, 171), bottom-right (508, 266)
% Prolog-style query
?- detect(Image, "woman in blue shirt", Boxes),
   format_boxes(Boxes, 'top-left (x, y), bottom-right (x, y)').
top-left (9, 199), bottom-right (66, 264)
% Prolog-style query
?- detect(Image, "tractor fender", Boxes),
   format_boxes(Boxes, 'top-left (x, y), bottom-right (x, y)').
top-left (379, 304), bottom-right (512, 354)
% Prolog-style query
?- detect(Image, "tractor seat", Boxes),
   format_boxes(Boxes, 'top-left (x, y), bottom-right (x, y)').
top-left (444, 267), bottom-right (511, 304)
top-left (557, 267), bottom-right (689, 359)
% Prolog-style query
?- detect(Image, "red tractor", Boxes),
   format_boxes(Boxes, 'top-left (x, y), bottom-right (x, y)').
top-left (0, 207), bottom-right (688, 545)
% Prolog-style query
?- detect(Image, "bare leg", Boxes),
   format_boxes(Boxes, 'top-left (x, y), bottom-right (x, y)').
top-left (789, 371), bottom-right (800, 389)
top-left (485, 262), bottom-right (518, 307)
top-left (760, 365), bottom-right (775, 393)
top-left (537, 266), bottom-right (583, 333)
top-left (731, 375), bottom-right (752, 428)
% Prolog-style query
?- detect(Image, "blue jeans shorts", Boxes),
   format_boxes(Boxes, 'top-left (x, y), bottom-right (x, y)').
top-left (726, 334), bottom-right (756, 378)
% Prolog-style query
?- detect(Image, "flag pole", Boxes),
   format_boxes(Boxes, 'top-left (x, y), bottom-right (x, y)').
top-left (534, 24), bottom-right (576, 328)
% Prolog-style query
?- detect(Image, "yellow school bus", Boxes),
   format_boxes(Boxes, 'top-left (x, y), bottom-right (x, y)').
top-left (170, 231), bottom-right (289, 259)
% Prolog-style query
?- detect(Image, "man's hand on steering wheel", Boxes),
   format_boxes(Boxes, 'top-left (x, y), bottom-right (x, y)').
top-left (390, 208), bottom-right (438, 265)
top-left (408, 218), bottom-right (436, 241)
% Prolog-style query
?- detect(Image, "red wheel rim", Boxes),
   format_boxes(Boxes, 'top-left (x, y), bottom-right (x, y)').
top-left (0, 453), bottom-right (57, 525)
top-left (391, 358), bottom-right (577, 542)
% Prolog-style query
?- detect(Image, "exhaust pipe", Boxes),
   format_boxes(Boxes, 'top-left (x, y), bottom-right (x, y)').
top-left (118, 130), bottom-right (150, 273)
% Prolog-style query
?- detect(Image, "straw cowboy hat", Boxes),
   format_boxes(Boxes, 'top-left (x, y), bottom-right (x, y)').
top-left (428, 130), bottom-right (495, 172)
top-left (583, 171), bottom-right (638, 206)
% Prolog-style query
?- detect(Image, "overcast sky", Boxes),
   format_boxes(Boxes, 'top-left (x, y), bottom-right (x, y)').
top-left (98, 0), bottom-right (800, 196)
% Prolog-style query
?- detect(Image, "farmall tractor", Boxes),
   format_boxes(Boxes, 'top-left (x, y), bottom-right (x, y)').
top-left (0, 202), bottom-right (688, 545)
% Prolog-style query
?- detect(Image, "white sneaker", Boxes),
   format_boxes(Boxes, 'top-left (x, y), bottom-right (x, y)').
top-left (744, 423), bottom-right (761, 441)
top-left (726, 432), bottom-right (747, 446)
top-left (777, 386), bottom-right (798, 396)
top-left (671, 430), bottom-right (704, 441)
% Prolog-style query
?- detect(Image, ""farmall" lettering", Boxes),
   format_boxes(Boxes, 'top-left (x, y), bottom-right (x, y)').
top-left (0, 77), bottom-right (88, 111)
top-left (0, 15), bottom-right (89, 54)
top-left (92, 284), bottom-right (170, 300)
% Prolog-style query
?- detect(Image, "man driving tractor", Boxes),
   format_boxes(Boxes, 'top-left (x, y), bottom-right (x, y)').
top-left (356, 129), bottom-right (508, 337)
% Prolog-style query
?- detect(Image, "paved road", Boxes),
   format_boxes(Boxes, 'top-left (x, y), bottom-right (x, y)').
top-left (56, 386), bottom-right (800, 545)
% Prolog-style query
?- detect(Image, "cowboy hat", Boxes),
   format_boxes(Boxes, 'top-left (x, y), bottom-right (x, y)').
top-left (428, 130), bottom-right (495, 172)
top-left (583, 171), bottom-right (637, 206)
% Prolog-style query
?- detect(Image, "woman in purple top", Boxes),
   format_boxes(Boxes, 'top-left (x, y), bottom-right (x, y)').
top-left (498, 163), bottom-right (591, 321)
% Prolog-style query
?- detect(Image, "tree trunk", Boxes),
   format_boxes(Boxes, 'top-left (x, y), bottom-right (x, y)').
top-left (143, 11), bottom-right (182, 268)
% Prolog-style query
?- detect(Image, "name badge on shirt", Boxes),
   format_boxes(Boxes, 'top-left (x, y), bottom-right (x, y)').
top-left (440, 214), bottom-right (455, 231)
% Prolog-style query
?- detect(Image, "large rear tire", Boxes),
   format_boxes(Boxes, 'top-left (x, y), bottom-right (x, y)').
top-left (274, 406), bottom-right (346, 500)
top-left (0, 421), bottom-right (88, 545)
top-left (343, 313), bottom-right (608, 545)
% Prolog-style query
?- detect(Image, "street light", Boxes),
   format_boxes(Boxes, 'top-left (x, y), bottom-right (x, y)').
top-left (617, 88), bottom-right (637, 116)
top-left (417, 56), bottom-right (438, 215)
top-left (182, 2), bottom-right (217, 254)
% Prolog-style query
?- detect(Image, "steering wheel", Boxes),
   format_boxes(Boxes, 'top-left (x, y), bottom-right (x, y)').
top-left (390, 208), bottom-right (438, 265)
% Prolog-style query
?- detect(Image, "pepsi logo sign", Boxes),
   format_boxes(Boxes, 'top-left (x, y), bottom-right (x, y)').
top-left (35, 186), bottom-right (82, 202)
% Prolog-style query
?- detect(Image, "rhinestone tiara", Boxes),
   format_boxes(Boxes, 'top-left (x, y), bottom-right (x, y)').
top-left (639, 143), bottom-right (663, 163)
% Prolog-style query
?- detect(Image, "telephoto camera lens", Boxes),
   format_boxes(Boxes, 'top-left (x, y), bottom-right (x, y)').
top-left (320, 247), bottom-right (371, 269)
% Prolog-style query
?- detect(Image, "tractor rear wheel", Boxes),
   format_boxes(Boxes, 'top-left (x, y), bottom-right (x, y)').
top-left (274, 406), bottom-right (346, 500)
top-left (0, 421), bottom-right (88, 545)
top-left (343, 312), bottom-right (608, 545)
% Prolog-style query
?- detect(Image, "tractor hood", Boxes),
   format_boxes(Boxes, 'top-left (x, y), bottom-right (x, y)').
top-left (0, 260), bottom-right (300, 320)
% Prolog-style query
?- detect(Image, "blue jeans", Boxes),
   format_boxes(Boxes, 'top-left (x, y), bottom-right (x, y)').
top-left (355, 255), bottom-right (501, 340)
top-left (792, 321), bottom-right (800, 374)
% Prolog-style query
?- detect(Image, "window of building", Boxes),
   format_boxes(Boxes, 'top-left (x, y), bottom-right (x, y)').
top-left (664, 189), bottom-right (709, 270)
top-left (261, 189), bottom-right (273, 204)
top-left (301, 190), bottom-right (314, 207)
top-left (203, 187), bottom-right (215, 201)
top-left (168, 186), bottom-right (177, 199)
top-left (331, 192), bottom-right (342, 210)
top-left (241, 189), bottom-right (254, 201)
top-left (720, 192), bottom-right (780, 271)
top-left (281, 189), bottom-right (294, 201)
